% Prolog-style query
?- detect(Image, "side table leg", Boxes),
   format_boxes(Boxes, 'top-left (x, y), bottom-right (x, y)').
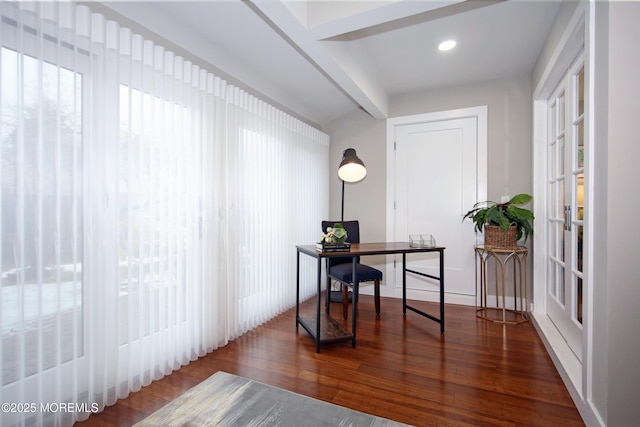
top-left (524, 251), bottom-right (528, 318)
top-left (498, 256), bottom-right (507, 323)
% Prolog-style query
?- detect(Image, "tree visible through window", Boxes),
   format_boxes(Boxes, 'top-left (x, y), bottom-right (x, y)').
top-left (1, 47), bottom-right (83, 384)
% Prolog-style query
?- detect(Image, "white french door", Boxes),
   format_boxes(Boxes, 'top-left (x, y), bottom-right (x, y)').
top-left (546, 54), bottom-right (585, 360)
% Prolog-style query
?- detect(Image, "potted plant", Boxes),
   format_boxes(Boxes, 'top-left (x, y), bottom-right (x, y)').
top-left (463, 193), bottom-right (534, 248)
top-left (321, 222), bottom-right (347, 243)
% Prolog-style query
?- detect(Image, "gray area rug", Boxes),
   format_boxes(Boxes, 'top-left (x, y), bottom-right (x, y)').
top-left (134, 371), bottom-right (411, 426)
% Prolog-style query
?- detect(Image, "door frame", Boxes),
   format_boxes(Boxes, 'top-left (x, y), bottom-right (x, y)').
top-left (386, 106), bottom-right (487, 305)
top-left (530, 3), bottom-right (600, 425)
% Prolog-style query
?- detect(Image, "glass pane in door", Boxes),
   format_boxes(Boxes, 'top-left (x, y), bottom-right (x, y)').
top-left (577, 276), bottom-right (583, 323)
top-left (578, 68), bottom-right (585, 116)
top-left (558, 263), bottom-right (565, 305)
top-left (577, 121), bottom-right (584, 168)
top-left (576, 175), bottom-right (584, 274)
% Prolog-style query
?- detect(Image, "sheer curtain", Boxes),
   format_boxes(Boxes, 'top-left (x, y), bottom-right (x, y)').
top-left (0, 2), bottom-right (327, 426)
top-left (226, 94), bottom-right (329, 334)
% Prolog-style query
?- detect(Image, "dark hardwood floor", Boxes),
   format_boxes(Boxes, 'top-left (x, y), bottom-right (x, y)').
top-left (77, 294), bottom-right (584, 426)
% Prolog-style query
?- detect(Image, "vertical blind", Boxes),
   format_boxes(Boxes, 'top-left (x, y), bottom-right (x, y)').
top-left (0, 2), bottom-right (327, 426)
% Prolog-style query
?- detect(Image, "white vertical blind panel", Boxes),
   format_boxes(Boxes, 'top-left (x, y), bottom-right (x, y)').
top-left (1, 2), bottom-right (328, 426)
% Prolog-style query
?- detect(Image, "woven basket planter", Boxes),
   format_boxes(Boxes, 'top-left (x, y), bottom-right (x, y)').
top-left (484, 225), bottom-right (518, 249)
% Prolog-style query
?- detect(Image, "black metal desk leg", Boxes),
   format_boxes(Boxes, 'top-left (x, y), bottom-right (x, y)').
top-left (296, 251), bottom-right (300, 328)
top-left (402, 253), bottom-right (407, 314)
top-left (316, 257), bottom-right (322, 353)
top-left (325, 259), bottom-right (331, 315)
top-left (351, 257), bottom-right (357, 348)
top-left (440, 249), bottom-right (445, 333)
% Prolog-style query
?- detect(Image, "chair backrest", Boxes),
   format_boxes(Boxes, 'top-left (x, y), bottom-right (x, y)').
top-left (321, 220), bottom-right (360, 266)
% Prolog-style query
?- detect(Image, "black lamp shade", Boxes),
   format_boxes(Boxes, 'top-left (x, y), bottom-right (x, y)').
top-left (338, 148), bottom-right (367, 183)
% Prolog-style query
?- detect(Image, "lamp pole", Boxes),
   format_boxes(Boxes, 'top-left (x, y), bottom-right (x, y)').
top-left (331, 148), bottom-right (367, 303)
top-left (341, 180), bottom-right (345, 221)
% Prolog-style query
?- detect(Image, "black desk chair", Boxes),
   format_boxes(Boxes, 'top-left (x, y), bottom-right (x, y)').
top-left (322, 220), bottom-right (382, 319)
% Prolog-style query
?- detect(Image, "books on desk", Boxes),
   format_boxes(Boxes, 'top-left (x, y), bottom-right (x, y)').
top-left (315, 242), bottom-right (350, 252)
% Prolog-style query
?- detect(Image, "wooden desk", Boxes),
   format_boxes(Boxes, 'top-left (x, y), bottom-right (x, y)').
top-left (296, 242), bottom-right (446, 352)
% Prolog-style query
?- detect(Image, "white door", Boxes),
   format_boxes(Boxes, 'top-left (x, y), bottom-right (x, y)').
top-left (546, 55), bottom-right (585, 360)
top-left (386, 107), bottom-right (487, 305)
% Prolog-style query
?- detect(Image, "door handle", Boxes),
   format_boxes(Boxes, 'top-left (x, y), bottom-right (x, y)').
top-left (564, 205), bottom-right (572, 231)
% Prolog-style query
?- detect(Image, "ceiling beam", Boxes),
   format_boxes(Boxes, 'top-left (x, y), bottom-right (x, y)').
top-left (309, 0), bottom-right (467, 41)
top-left (246, 0), bottom-right (389, 119)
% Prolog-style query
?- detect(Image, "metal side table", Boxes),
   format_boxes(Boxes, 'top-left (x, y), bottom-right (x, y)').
top-left (474, 246), bottom-right (529, 324)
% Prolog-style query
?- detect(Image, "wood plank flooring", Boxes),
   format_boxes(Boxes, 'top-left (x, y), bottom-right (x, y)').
top-left (76, 295), bottom-right (584, 426)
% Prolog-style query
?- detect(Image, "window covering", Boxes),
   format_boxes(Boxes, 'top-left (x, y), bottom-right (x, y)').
top-left (0, 2), bottom-right (327, 425)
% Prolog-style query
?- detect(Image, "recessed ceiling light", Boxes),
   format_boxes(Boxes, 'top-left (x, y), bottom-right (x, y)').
top-left (438, 40), bottom-right (456, 51)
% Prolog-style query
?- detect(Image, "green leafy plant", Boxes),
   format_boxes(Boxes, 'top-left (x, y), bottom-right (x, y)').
top-left (321, 222), bottom-right (347, 243)
top-left (332, 223), bottom-right (347, 242)
top-left (463, 193), bottom-right (534, 242)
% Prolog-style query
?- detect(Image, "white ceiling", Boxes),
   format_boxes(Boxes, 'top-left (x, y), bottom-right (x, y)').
top-left (100, 0), bottom-right (561, 128)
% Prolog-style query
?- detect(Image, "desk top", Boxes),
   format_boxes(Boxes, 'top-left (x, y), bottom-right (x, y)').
top-left (297, 242), bottom-right (445, 258)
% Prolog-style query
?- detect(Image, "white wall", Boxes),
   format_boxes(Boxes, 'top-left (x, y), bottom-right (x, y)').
top-left (591, 1), bottom-right (610, 423)
top-left (604, 2), bottom-right (640, 425)
top-left (323, 110), bottom-right (387, 240)
top-left (323, 75), bottom-right (534, 287)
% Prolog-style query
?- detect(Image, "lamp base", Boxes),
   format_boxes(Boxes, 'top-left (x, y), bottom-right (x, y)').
top-left (329, 289), bottom-right (352, 303)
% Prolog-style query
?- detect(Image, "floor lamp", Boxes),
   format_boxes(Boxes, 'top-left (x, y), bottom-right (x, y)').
top-left (338, 148), bottom-right (367, 221)
top-left (330, 148), bottom-right (367, 302)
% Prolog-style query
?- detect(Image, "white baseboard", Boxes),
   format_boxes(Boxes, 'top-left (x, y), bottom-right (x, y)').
top-left (530, 313), bottom-right (605, 427)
